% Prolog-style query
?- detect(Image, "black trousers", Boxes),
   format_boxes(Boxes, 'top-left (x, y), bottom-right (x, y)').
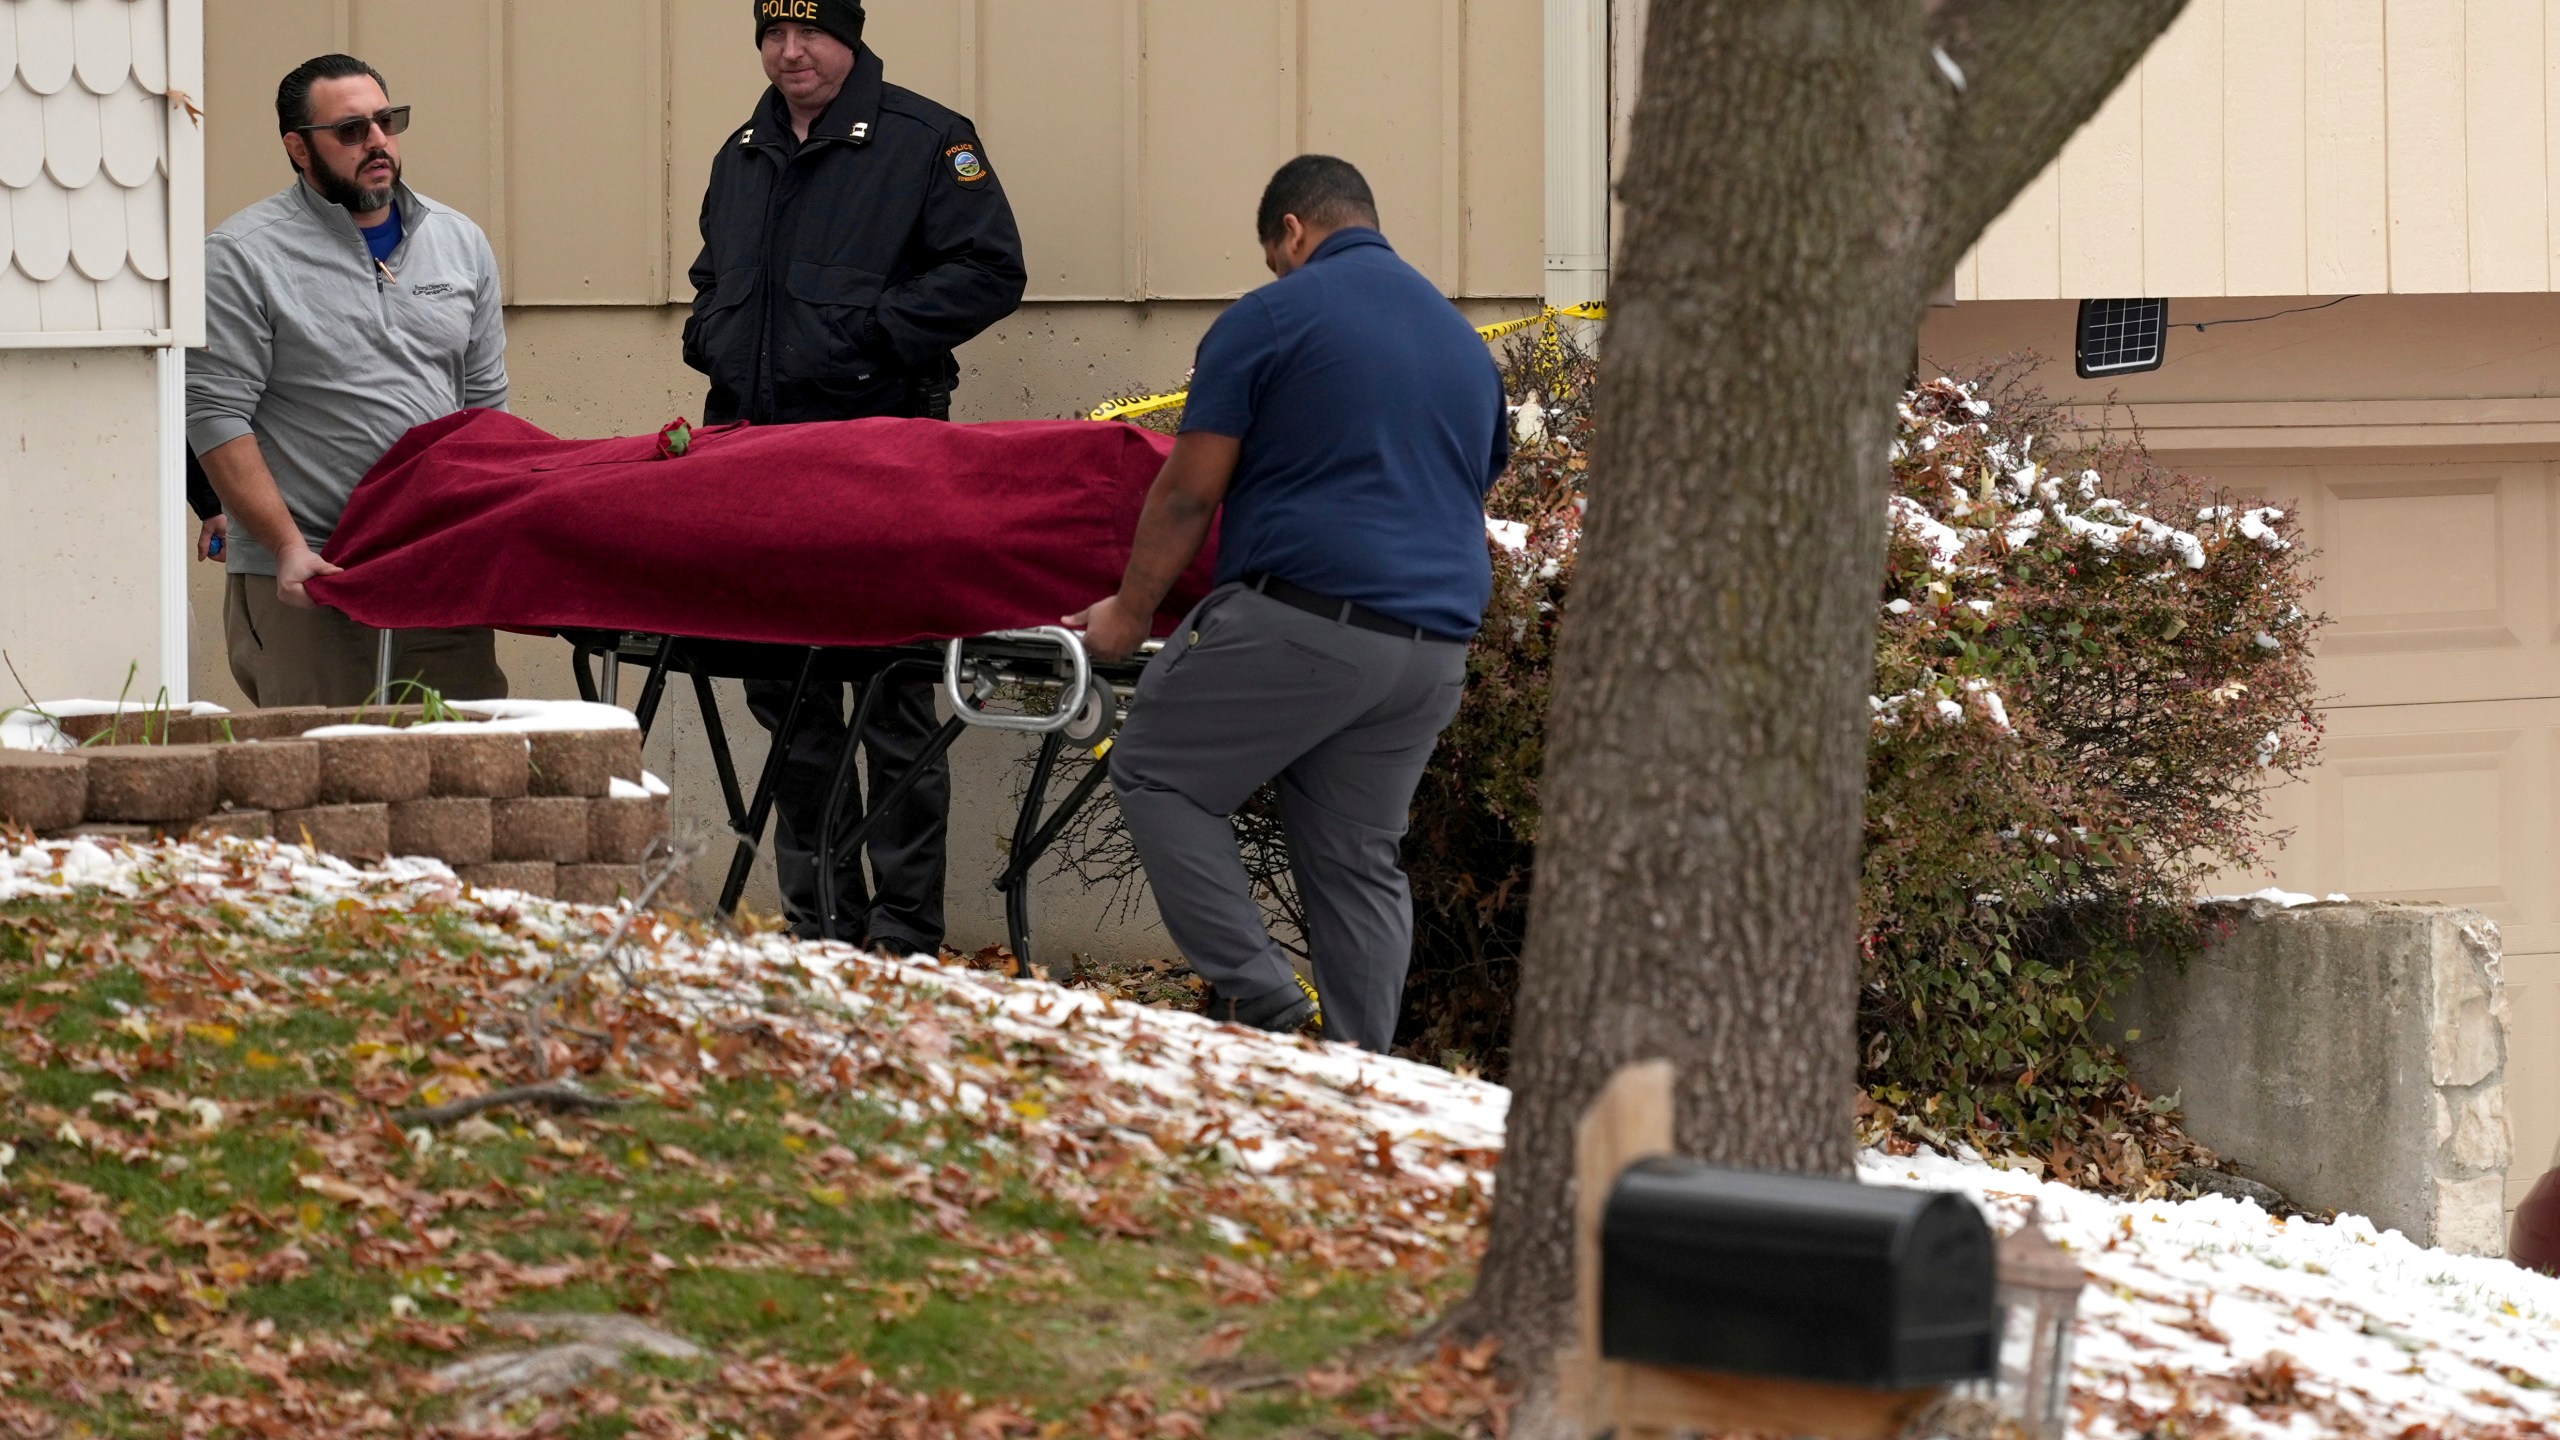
top-left (744, 676), bottom-right (950, 951)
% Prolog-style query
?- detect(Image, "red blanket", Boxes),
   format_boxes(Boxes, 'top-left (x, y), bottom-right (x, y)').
top-left (305, 410), bottom-right (1211, 647)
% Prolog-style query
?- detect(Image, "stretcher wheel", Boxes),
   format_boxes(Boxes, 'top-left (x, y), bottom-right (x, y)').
top-left (1064, 684), bottom-right (1117, 751)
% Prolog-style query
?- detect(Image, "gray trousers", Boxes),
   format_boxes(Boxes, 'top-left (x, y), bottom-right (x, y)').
top-left (1109, 584), bottom-right (1466, 1052)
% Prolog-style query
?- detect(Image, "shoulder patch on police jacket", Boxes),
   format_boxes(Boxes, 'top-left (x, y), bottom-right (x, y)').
top-left (945, 140), bottom-right (991, 187)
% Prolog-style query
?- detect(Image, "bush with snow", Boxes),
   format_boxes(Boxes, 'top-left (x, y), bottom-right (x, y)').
top-left (1863, 374), bottom-right (2324, 1140)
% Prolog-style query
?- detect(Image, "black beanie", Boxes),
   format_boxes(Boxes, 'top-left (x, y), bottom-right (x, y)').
top-left (755, 0), bottom-right (864, 51)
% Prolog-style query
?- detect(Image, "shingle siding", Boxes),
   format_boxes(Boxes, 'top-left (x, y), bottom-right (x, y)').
top-left (0, 0), bottom-right (174, 337)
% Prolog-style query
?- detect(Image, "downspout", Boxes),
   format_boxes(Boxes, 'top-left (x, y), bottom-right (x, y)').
top-left (1544, 0), bottom-right (1610, 307)
top-left (156, 348), bottom-right (189, 705)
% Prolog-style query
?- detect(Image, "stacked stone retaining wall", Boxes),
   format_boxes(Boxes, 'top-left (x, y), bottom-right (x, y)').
top-left (0, 707), bottom-right (672, 907)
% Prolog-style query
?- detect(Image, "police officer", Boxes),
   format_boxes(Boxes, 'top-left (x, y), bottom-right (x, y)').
top-left (1071, 157), bottom-right (1510, 1053)
top-left (687, 0), bottom-right (1027, 951)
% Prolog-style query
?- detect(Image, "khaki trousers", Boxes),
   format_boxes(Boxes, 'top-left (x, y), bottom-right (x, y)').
top-left (223, 574), bottom-right (509, 708)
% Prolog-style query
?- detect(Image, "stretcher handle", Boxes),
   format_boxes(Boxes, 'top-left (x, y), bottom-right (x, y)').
top-left (943, 627), bottom-right (1095, 734)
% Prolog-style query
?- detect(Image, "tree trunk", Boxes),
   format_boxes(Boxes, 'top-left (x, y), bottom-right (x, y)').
top-left (1458, 0), bottom-right (2185, 1427)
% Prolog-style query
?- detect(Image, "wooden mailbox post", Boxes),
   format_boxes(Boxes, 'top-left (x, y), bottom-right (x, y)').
top-left (1559, 1061), bottom-right (1964, 1440)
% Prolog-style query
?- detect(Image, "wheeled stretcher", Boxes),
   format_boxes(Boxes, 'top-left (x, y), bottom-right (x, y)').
top-left (557, 627), bottom-right (1154, 970)
top-left (310, 407), bottom-right (1218, 967)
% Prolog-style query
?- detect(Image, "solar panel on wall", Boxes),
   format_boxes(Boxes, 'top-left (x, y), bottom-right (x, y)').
top-left (2074, 298), bottom-right (2168, 379)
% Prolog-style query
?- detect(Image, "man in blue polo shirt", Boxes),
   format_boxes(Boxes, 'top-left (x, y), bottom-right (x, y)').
top-left (1069, 155), bottom-right (1510, 1053)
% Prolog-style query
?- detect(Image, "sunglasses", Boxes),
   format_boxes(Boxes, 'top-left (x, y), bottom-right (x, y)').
top-left (295, 105), bottom-right (412, 147)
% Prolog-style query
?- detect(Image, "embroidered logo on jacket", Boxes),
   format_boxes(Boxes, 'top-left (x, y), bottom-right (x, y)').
top-left (947, 143), bottom-right (989, 186)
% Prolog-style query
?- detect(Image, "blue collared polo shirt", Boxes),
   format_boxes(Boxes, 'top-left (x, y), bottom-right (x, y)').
top-left (1180, 228), bottom-right (1510, 640)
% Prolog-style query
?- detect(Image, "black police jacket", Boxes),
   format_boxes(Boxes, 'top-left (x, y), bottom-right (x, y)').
top-left (683, 48), bottom-right (1027, 425)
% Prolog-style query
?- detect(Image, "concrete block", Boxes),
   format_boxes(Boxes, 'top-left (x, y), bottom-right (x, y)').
top-left (459, 861), bottom-right (558, 899)
top-left (215, 740), bottom-right (320, 812)
top-left (2438, 1087), bottom-right (2511, 1175)
top-left (275, 803), bottom-right (391, 861)
top-left (190, 810), bottom-right (275, 843)
top-left (162, 715), bottom-right (234, 745)
top-left (2117, 901), bottom-right (2512, 1253)
top-left (83, 745), bottom-right (220, 823)
top-left (427, 731), bottom-right (529, 799)
top-left (54, 711), bottom-right (210, 744)
top-left (52, 713), bottom-right (117, 743)
top-left (526, 729), bottom-right (641, 798)
top-left (323, 704), bottom-right (427, 729)
top-left (2437, 1174), bottom-right (2510, 1258)
top-left (315, 734), bottom-right (433, 805)
top-left (491, 797), bottom-right (589, 863)
top-left (84, 714), bottom-right (224, 746)
top-left (223, 707), bottom-right (333, 741)
top-left (0, 752), bottom-right (88, 832)
top-left (557, 864), bottom-right (646, 907)
top-left (389, 798), bottom-right (494, 865)
top-left (588, 795), bottom-right (669, 865)
top-left (2432, 915), bottom-right (2505, 1089)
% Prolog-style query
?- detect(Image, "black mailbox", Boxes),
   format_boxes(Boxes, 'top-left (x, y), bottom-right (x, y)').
top-left (1600, 1157), bottom-right (1997, 1389)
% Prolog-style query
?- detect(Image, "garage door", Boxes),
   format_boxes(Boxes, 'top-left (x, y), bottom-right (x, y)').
top-left (2191, 455), bottom-right (2560, 1213)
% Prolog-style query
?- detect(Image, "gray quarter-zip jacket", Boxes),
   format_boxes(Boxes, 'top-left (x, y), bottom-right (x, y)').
top-left (187, 180), bottom-right (508, 577)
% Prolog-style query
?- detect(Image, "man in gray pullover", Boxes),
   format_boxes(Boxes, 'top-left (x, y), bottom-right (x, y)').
top-left (188, 54), bottom-right (511, 706)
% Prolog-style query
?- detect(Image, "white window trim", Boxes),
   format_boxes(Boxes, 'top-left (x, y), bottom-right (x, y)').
top-left (169, 0), bottom-right (206, 349)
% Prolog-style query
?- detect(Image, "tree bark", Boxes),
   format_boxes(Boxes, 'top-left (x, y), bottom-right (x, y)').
top-left (1458, 0), bottom-right (2185, 1426)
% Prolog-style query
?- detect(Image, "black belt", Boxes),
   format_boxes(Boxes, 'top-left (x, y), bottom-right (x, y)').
top-left (1244, 573), bottom-right (1462, 643)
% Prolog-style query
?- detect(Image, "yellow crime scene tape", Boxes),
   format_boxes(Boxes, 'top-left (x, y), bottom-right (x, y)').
top-left (1087, 301), bottom-right (1608, 424)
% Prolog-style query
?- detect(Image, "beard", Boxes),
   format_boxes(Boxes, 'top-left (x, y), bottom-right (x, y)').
top-left (308, 146), bottom-right (400, 214)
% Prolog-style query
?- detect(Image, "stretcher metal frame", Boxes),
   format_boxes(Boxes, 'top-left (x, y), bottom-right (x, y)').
top-left (554, 627), bottom-right (1151, 974)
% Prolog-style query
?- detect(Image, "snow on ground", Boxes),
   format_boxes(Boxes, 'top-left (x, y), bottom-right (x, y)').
top-left (7, 834), bottom-right (2559, 1436)
top-left (1873, 1146), bottom-right (2560, 1435)
top-left (2203, 886), bottom-right (2355, 909)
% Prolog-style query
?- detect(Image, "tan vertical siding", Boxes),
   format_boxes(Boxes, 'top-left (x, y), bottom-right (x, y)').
top-left (1304, 0), bottom-right (1456, 289)
top-left (2141, 0), bottom-right (2224, 296)
top-left (2057, 75), bottom-right (2144, 297)
top-left (2222, 0), bottom-right (2306, 297)
top-left (1462, 0), bottom-right (1540, 297)
top-left (1140, 2), bottom-right (1292, 297)
top-left (503, 1), bottom-right (663, 304)
top-left (202, 0), bottom-right (335, 236)
top-left (665, 2), bottom-right (765, 305)
top-left (1970, 164), bottom-right (2057, 301)
top-left (977, 0), bottom-right (1129, 300)
top-left (1967, 0), bottom-right (2560, 298)
top-left (2387, 0), bottom-right (2469, 292)
top-left (2306, 0), bottom-right (2390, 292)
top-left (348, 2), bottom-right (499, 252)
top-left (2466, 0), bottom-right (2547, 291)
top-left (203, 0), bottom-right (1542, 307)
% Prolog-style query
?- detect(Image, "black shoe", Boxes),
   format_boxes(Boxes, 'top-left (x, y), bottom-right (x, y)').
top-left (1204, 974), bottom-right (1322, 1036)
top-left (870, 934), bottom-right (938, 960)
